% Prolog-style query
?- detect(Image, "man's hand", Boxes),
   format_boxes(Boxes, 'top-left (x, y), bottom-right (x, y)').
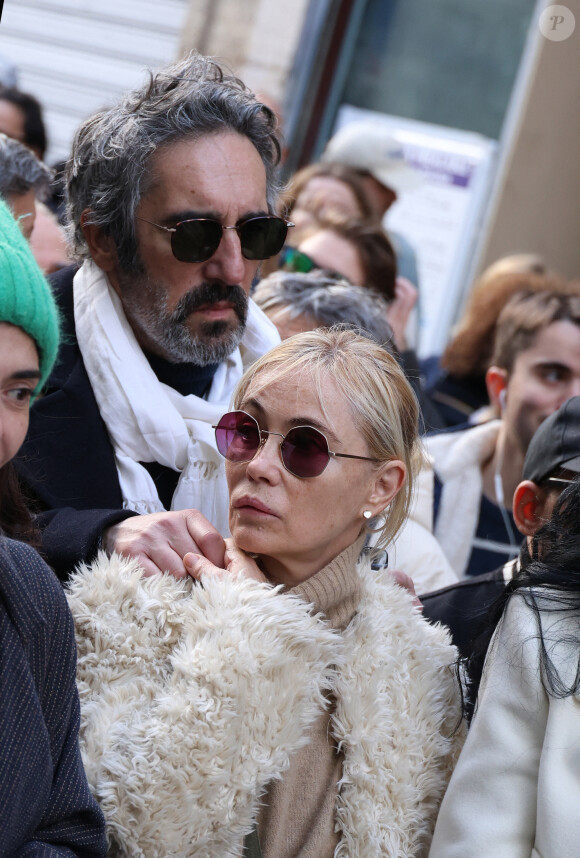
top-left (183, 538), bottom-right (268, 584)
top-left (102, 509), bottom-right (226, 578)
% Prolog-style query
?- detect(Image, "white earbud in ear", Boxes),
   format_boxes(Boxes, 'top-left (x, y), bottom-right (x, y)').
top-left (499, 389), bottom-right (507, 411)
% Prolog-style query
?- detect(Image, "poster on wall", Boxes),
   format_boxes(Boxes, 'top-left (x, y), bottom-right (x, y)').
top-left (334, 105), bottom-right (498, 358)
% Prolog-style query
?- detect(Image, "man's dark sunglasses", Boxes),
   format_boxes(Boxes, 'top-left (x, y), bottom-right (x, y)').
top-left (137, 215), bottom-right (294, 263)
top-left (213, 410), bottom-right (378, 479)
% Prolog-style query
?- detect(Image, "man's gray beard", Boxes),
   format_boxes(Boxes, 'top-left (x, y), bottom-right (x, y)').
top-left (137, 307), bottom-right (246, 366)
top-left (118, 270), bottom-right (249, 366)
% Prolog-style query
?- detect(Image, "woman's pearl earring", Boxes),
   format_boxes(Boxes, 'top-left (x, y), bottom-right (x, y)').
top-left (363, 510), bottom-right (372, 520)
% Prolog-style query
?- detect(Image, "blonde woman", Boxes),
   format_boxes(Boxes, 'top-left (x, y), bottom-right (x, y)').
top-left (69, 329), bottom-right (463, 857)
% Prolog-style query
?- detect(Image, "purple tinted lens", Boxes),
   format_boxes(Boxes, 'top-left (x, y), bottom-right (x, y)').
top-left (215, 411), bottom-right (261, 462)
top-left (281, 426), bottom-right (330, 478)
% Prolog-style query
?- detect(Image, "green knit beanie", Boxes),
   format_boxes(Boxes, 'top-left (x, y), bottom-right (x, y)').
top-left (0, 198), bottom-right (60, 391)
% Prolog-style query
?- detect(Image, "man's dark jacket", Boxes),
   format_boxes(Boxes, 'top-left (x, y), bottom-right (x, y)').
top-left (15, 266), bottom-right (135, 580)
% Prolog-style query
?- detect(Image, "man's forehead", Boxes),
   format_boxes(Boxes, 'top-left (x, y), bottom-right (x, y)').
top-left (147, 131), bottom-right (264, 176)
top-left (142, 132), bottom-right (268, 211)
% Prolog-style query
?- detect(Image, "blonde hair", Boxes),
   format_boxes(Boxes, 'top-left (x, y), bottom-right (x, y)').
top-left (233, 327), bottom-right (422, 551)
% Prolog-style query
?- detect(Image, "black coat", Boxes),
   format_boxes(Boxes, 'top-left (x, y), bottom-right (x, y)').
top-left (0, 536), bottom-right (107, 853)
top-left (421, 567), bottom-right (507, 659)
top-left (15, 266), bottom-right (135, 580)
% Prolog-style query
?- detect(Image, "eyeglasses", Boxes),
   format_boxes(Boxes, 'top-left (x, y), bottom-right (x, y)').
top-left (279, 246), bottom-right (318, 273)
top-left (213, 410), bottom-right (379, 479)
top-left (137, 214), bottom-right (294, 263)
top-left (548, 476), bottom-right (578, 487)
top-left (279, 245), bottom-right (347, 282)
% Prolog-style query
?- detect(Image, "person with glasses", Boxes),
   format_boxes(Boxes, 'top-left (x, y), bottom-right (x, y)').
top-left (68, 327), bottom-right (462, 857)
top-left (15, 52), bottom-right (290, 581)
top-left (0, 131), bottom-right (52, 241)
top-left (429, 398), bottom-right (580, 858)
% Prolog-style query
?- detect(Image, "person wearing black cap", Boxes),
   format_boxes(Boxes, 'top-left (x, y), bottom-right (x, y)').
top-left (422, 395), bottom-right (580, 659)
top-left (429, 400), bottom-right (580, 858)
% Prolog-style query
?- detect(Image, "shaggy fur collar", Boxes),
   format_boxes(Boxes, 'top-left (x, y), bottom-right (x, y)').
top-left (68, 552), bottom-right (463, 857)
top-left (425, 420), bottom-right (501, 577)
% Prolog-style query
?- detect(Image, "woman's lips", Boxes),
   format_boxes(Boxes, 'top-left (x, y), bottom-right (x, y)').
top-left (232, 495), bottom-right (278, 517)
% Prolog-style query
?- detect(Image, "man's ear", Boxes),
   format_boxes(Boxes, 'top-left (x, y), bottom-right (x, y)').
top-left (80, 209), bottom-right (118, 273)
top-left (364, 460), bottom-right (407, 518)
top-left (513, 480), bottom-right (548, 536)
top-left (486, 365), bottom-right (508, 411)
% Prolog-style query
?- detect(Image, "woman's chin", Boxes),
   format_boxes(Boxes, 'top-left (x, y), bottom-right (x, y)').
top-left (230, 525), bottom-right (273, 557)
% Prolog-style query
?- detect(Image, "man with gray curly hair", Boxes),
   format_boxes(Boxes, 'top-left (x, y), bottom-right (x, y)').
top-left (16, 52), bottom-right (289, 580)
top-left (0, 131), bottom-right (52, 240)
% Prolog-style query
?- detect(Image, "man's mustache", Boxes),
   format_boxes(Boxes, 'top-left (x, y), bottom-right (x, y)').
top-left (172, 282), bottom-right (248, 324)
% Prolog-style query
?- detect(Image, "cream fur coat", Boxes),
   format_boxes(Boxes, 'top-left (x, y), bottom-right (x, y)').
top-left (67, 551), bottom-right (464, 858)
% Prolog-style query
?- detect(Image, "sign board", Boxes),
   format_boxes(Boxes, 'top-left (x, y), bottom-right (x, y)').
top-left (334, 105), bottom-right (498, 357)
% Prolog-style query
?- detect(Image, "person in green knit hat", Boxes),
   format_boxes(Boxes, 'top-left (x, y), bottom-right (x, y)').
top-left (0, 194), bottom-right (59, 391)
top-left (0, 198), bottom-right (107, 855)
top-left (0, 195), bottom-right (59, 541)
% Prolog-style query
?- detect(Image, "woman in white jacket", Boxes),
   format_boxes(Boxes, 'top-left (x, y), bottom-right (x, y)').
top-left (68, 328), bottom-right (463, 858)
top-left (429, 474), bottom-right (580, 858)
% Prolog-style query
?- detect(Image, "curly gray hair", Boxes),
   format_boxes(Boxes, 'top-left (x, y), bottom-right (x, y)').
top-left (0, 132), bottom-right (52, 199)
top-left (252, 269), bottom-right (395, 352)
top-left (65, 52), bottom-right (282, 270)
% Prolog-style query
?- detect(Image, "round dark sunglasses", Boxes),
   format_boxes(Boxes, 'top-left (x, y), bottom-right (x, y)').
top-left (213, 410), bottom-right (379, 479)
top-left (137, 215), bottom-right (294, 263)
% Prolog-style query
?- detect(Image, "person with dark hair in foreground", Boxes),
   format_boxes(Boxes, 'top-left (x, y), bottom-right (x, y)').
top-left (430, 468), bottom-right (580, 857)
top-left (0, 199), bottom-right (106, 855)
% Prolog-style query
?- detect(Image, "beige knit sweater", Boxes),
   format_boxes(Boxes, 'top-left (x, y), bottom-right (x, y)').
top-left (258, 538), bottom-right (363, 858)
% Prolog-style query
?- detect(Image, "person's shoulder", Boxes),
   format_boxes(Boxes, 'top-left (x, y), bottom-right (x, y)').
top-left (423, 566), bottom-right (506, 601)
top-left (0, 536), bottom-right (69, 634)
top-left (506, 587), bottom-right (580, 635)
top-left (39, 265), bottom-right (81, 390)
top-left (48, 264), bottom-right (78, 332)
top-left (425, 420), bottom-right (479, 442)
top-left (425, 419), bottom-right (501, 473)
top-left (49, 263), bottom-right (78, 297)
top-left (421, 567), bottom-right (506, 631)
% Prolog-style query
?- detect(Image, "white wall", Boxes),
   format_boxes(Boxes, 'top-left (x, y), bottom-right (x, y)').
top-left (471, 0), bottom-right (580, 281)
top-left (0, 0), bottom-right (188, 164)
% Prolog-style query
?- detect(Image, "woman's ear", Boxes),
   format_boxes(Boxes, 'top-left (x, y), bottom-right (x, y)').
top-left (80, 209), bottom-right (118, 273)
top-left (512, 480), bottom-right (548, 536)
top-left (365, 460), bottom-right (407, 517)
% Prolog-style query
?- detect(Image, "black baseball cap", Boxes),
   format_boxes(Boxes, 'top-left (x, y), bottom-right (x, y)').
top-left (523, 396), bottom-right (580, 484)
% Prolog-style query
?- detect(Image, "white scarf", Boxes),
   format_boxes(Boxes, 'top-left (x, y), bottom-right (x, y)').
top-left (74, 260), bottom-right (280, 534)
